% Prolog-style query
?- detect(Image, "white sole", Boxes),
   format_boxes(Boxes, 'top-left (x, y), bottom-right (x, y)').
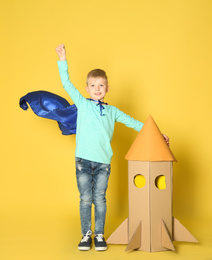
top-left (95, 246), bottom-right (107, 251)
top-left (78, 246), bottom-right (91, 251)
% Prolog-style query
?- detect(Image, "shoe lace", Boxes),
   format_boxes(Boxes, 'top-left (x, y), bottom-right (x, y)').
top-left (95, 234), bottom-right (104, 242)
top-left (81, 230), bottom-right (92, 243)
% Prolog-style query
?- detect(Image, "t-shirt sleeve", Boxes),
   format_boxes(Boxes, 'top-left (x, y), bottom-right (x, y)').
top-left (57, 60), bottom-right (84, 107)
top-left (115, 107), bottom-right (143, 132)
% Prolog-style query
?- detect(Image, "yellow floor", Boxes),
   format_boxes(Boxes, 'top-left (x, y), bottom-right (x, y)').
top-left (0, 211), bottom-right (211, 260)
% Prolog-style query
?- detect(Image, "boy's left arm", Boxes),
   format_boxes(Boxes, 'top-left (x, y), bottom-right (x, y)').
top-left (115, 108), bottom-right (170, 146)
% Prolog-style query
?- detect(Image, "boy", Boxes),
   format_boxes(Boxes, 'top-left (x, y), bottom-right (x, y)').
top-left (55, 44), bottom-right (169, 251)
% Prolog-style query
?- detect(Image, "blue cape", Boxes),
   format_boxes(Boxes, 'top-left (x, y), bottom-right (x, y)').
top-left (19, 91), bottom-right (77, 135)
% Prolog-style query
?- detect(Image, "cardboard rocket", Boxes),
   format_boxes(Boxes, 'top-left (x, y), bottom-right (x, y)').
top-left (107, 115), bottom-right (198, 252)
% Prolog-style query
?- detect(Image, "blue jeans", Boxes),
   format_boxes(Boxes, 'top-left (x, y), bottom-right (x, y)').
top-left (75, 157), bottom-right (111, 235)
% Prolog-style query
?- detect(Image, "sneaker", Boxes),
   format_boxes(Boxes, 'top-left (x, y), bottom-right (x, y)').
top-left (94, 234), bottom-right (107, 251)
top-left (78, 230), bottom-right (92, 251)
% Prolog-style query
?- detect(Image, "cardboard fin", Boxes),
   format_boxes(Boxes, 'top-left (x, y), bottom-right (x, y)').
top-left (106, 218), bottom-right (128, 244)
top-left (172, 217), bottom-right (198, 243)
top-left (125, 222), bottom-right (141, 251)
top-left (161, 220), bottom-right (175, 251)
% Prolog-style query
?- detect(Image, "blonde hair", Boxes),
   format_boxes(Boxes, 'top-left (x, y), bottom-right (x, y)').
top-left (86, 69), bottom-right (108, 85)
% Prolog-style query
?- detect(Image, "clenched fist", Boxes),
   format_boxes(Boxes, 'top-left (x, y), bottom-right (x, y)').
top-left (56, 44), bottom-right (66, 61)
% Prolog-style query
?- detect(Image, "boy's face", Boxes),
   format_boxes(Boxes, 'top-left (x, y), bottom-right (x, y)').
top-left (86, 77), bottom-right (109, 102)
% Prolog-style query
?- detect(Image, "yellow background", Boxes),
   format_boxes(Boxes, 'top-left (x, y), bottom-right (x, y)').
top-left (1, 0), bottom-right (212, 259)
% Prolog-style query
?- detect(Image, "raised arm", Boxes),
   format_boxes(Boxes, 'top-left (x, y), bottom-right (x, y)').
top-left (56, 44), bottom-right (84, 107)
top-left (56, 44), bottom-right (66, 61)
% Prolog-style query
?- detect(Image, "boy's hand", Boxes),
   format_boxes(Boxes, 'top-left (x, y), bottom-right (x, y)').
top-left (163, 134), bottom-right (170, 146)
top-left (56, 44), bottom-right (66, 61)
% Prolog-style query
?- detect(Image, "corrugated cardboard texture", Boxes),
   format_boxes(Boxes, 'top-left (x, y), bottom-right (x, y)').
top-left (125, 222), bottom-right (141, 251)
top-left (150, 162), bottom-right (173, 252)
top-left (128, 161), bottom-right (173, 252)
top-left (172, 217), bottom-right (198, 243)
top-left (162, 220), bottom-right (175, 251)
top-left (106, 218), bottom-right (129, 244)
top-left (107, 116), bottom-right (198, 252)
top-left (128, 161), bottom-right (150, 251)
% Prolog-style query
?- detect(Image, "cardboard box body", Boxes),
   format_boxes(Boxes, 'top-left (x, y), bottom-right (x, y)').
top-left (128, 161), bottom-right (173, 252)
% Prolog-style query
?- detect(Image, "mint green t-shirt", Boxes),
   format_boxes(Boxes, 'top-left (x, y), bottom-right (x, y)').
top-left (57, 60), bottom-right (143, 164)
